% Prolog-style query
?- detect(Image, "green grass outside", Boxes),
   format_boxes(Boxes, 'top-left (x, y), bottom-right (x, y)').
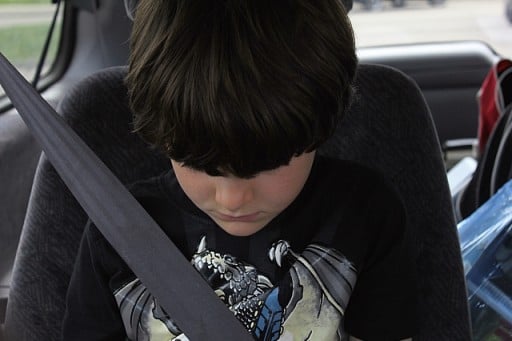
top-left (0, 3), bottom-right (60, 97)
top-left (0, 2), bottom-right (59, 98)
top-left (0, 0), bottom-right (49, 4)
top-left (0, 23), bottom-right (59, 63)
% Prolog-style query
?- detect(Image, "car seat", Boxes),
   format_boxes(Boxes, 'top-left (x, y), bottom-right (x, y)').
top-left (3, 68), bottom-right (170, 340)
top-left (457, 107), bottom-right (512, 220)
top-left (490, 107), bottom-right (512, 195)
top-left (455, 58), bottom-right (512, 221)
top-left (3, 0), bottom-right (470, 336)
top-left (3, 62), bottom-right (471, 340)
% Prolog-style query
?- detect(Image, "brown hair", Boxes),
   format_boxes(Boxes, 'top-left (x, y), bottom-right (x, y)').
top-left (126, 0), bottom-right (357, 177)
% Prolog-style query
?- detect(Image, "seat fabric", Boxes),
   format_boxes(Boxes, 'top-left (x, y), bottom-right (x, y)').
top-left (458, 108), bottom-right (512, 220)
top-left (320, 64), bottom-right (470, 341)
top-left (5, 64), bottom-right (471, 340)
top-left (4, 67), bottom-right (170, 340)
top-left (490, 107), bottom-right (512, 194)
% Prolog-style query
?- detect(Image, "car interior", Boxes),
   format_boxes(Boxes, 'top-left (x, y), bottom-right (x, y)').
top-left (0, 0), bottom-right (509, 339)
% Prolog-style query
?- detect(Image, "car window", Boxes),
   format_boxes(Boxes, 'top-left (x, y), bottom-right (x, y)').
top-left (0, 0), bottom-right (62, 98)
top-left (350, 0), bottom-right (512, 58)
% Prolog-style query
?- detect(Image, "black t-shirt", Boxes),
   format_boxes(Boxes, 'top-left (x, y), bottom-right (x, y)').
top-left (62, 155), bottom-right (417, 341)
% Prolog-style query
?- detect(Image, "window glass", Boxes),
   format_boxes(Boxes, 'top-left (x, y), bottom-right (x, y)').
top-left (350, 0), bottom-right (512, 58)
top-left (0, 0), bottom-right (62, 97)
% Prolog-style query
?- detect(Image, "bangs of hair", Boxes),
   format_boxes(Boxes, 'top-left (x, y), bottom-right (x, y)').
top-left (127, 0), bottom-right (357, 178)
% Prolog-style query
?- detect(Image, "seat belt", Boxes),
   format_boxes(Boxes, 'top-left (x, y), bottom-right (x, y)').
top-left (0, 53), bottom-right (252, 341)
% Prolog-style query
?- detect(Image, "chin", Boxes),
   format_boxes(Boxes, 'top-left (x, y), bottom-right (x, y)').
top-left (217, 222), bottom-right (267, 237)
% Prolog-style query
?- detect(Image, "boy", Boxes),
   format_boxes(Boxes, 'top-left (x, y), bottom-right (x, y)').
top-left (62, 0), bottom-right (417, 340)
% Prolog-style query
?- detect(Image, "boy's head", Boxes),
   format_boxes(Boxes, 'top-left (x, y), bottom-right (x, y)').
top-left (126, 0), bottom-right (357, 178)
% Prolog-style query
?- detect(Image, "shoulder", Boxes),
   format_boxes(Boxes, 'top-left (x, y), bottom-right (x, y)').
top-left (84, 170), bottom-right (174, 245)
top-left (127, 170), bottom-right (173, 203)
top-left (316, 154), bottom-right (392, 185)
top-left (80, 171), bottom-right (176, 277)
top-left (125, 169), bottom-right (194, 221)
top-left (310, 155), bottom-right (408, 264)
top-left (315, 155), bottom-right (404, 211)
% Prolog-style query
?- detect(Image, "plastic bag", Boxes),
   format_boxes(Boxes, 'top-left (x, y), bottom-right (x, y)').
top-left (458, 180), bottom-right (512, 339)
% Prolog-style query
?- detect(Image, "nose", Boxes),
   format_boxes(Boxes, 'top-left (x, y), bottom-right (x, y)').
top-left (215, 177), bottom-right (254, 212)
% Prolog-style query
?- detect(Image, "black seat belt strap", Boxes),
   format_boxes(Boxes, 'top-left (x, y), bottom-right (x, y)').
top-left (0, 53), bottom-right (252, 341)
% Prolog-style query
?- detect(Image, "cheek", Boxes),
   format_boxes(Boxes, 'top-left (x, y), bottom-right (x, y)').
top-left (255, 174), bottom-right (308, 210)
top-left (172, 165), bottom-right (214, 206)
top-left (180, 178), bottom-right (212, 204)
top-left (257, 154), bottom-right (314, 210)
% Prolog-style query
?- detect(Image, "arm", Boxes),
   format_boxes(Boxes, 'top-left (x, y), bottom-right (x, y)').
top-left (61, 221), bottom-right (127, 340)
top-left (343, 179), bottom-right (417, 340)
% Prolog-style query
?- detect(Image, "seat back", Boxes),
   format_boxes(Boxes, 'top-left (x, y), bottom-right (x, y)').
top-left (491, 106), bottom-right (512, 194)
top-left (4, 67), bottom-right (170, 340)
top-left (320, 64), bottom-right (470, 340)
top-left (5, 64), bottom-right (471, 340)
top-left (458, 107), bottom-right (512, 220)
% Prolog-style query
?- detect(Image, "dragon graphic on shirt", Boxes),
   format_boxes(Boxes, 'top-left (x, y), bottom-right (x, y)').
top-left (114, 237), bottom-right (357, 341)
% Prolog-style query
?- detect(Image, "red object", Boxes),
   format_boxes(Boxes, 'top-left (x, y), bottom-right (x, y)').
top-left (477, 59), bottom-right (512, 154)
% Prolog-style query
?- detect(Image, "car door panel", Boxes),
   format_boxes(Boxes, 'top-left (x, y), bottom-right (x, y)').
top-left (358, 41), bottom-right (499, 144)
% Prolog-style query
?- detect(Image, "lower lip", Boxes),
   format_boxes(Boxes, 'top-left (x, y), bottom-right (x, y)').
top-left (215, 212), bottom-right (261, 222)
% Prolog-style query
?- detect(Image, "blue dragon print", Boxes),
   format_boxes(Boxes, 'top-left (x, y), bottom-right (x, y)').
top-left (114, 237), bottom-right (357, 340)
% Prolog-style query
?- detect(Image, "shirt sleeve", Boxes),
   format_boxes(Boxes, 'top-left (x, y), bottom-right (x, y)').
top-left (61, 221), bottom-right (127, 341)
top-left (343, 182), bottom-right (417, 341)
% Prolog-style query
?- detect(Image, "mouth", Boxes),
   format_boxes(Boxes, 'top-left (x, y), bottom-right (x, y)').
top-left (214, 212), bottom-right (261, 223)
